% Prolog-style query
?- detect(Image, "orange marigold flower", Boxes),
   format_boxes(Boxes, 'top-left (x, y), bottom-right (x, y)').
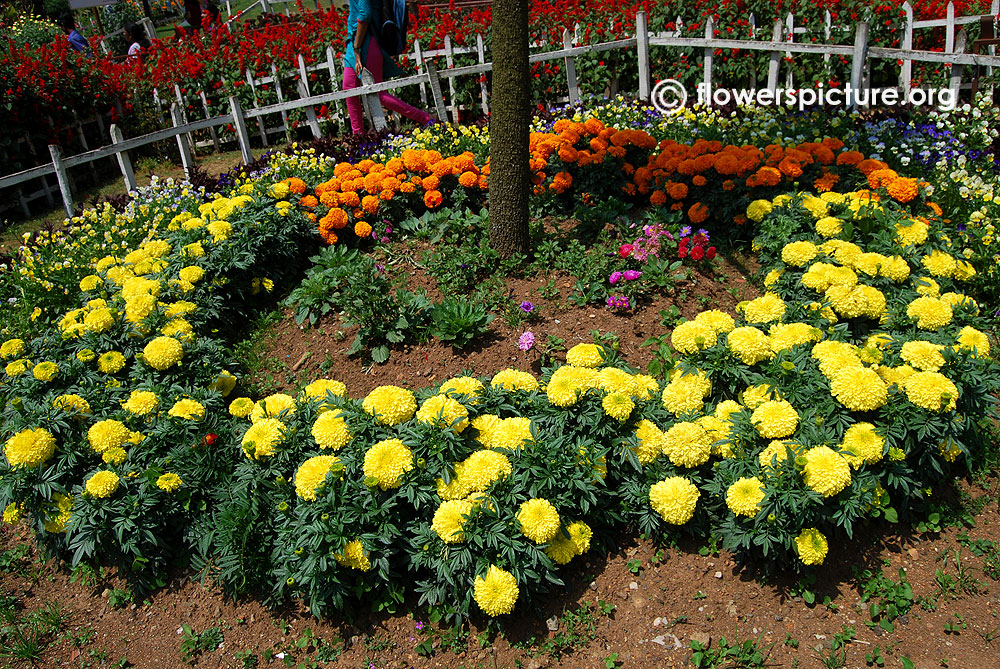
top-left (886, 177), bottom-right (919, 203)
top-left (362, 195), bottom-right (380, 214)
top-left (722, 179), bottom-right (735, 191)
top-left (340, 191), bottom-right (361, 208)
top-left (822, 137), bottom-right (845, 151)
top-left (400, 182), bottom-right (416, 193)
top-left (422, 175), bottom-right (440, 191)
top-left (558, 146), bottom-right (579, 163)
top-left (734, 215), bottom-right (747, 225)
top-left (857, 158), bottom-right (889, 175)
top-left (352, 208), bottom-right (364, 219)
top-left (300, 195), bottom-right (318, 208)
top-left (713, 153), bottom-right (741, 176)
top-left (927, 201), bottom-right (943, 216)
top-left (814, 172), bottom-right (840, 192)
top-left (749, 166), bottom-right (781, 187)
top-left (692, 175), bottom-right (707, 187)
top-left (778, 158), bottom-right (803, 178)
top-left (333, 162), bottom-right (353, 177)
top-left (478, 175), bottom-right (489, 189)
top-left (670, 202), bottom-right (684, 211)
top-left (607, 145), bottom-right (627, 159)
top-left (650, 190), bottom-right (667, 206)
top-left (355, 221), bottom-right (373, 238)
top-left (867, 168), bottom-right (899, 189)
top-left (584, 118), bottom-right (604, 135)
top-left (357, 159), bottom-right (376, 173)
top-left (327, 208), bottom-right (349, 230)
top-left (667, 182), bottom-right (689, 200)
top-left (424, 190), bottom-right (444, 209)
top-left (835, 150), bottom-right (864, 166)
top-left (285, 178), bottom-right (306, 194)
top-left (688, 202), bottom-right (709, 224)
top-left (321, 230), bottom-right (338, 244)
top-left (459, 171), bottom-right (478, 188)
top-left (379, 189), bottom-right (395, 201)
top-left (364, 173), bottom-right (383, 194)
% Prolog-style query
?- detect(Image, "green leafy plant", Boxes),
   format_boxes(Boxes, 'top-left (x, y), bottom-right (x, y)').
top-left (690, 633), bottom-right (773, 668)
top-left (180, 623), bottom-right (224, 664)
top-left (857, 568), bottom-right (913, 634)
top-left (430, 297), bottom-right (495, 350)
top-left (283, 246), bottom-right (365, 327)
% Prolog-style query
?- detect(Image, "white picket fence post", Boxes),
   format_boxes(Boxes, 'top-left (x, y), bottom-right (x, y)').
top-left (47, 145), bottom-right (74, 219)
top-left (636, 10), bottom-right (650, 100)
top-left (109, 124), bottom-right (137, 193)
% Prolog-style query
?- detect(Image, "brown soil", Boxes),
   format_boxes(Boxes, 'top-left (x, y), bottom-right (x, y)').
top-left (4, 239), bottom-right (999, 669)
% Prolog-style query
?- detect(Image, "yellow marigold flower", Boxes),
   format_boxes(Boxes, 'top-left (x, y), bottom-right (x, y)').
top-left (900, 340), bottom-right (946, 372)
top-left (88, 420), bottom-right (131, 453)
top-left (294, 455), bottom-right (340, 501)
top-left (903, 371), bottom-right (958, 412)
top-left (250, 393), bottom-right (296, 423)
top-left (163, 301), bottom-right (197, 318)
top-left (142, 337), bottom-right (183, 371)
top-left (473, 565), bottom-right (519, 616)
top-left (633, 419), bottom-right (665, 465)
top-left (517, 498), bottom-right (561, 543)
top-left (661, 370), bottom-right (712, 415)
top-left (491, 417), bottom-right (534, 450)
top-left (162, 319), bottom-right (194, 341)
top-left (662, 421), bottom-right (712, 468)
top-left (565, 343), bottom-right (605, 368)
top-left (567, 520), bottom-right (592, 554)
top-left (438, 376), bottom-right (485, 401)
top-left (758, 440), bottom-right (801, 468)
top-left (102, 447), bottom-right (127, 465)
top-left (751, 400), bottom-right (799, 439)
top-left (545, 530), bottom-right (578, 565)
top-left (79, 274), bottom-right (101, 291)
top-left (939, 438), bottom-right (964, 463)
top-left (168, 398), bottom-right (205, 420)
top-left (85, 471), bottom-right (120, 498)
top-left (83, 308), bottom-right (115, 334)
top-left (715, 399), bottom-right (743, 420)
top-left (880, 255), bottom-right (911, 282)
top-left (490, 368), bottom-right (539, 391)
top-left (725, 326), bottom-right (773, 366)
top-left (671, 320), bottom-right (717, 355)
top-left (334, 539), bottom-right (372, 571)
top-left (877, 364), bottom-right (916, 388)
top-left (229, 397), bottom-right (254, 418)
top-left (726, 477), bottom-right (765, 517)
top-left (802, 446), bottom-right (852, 497)
top-left (207, 370), bottom-right (237, 397)
top-left (906, 296), bottom-right (952, 331)
top-left (97, 351), bottom-right (126, 374)
top-left (742, 384), bottom-right (779, 409)
top-left (242, 418), bottom-right (286, 459)
top-left (183, 242), bottom-right (205, 258)
top-left (4, 428), bottom-right (57, 469)
top-left (795, 527), bottom-right (829, 565)
top-left (122, 390), bottom-right (158, 415)
top-left (823, 240), bottom-right (864, 266)
top-left (76, 349), bottom-right (96, 362)
top-left (816, 216), bottom-right (843, 237)
top-left (206, 220), bottom-right (232, 241)
top-left (696, 415), bottom-right (731, 455)
top-left (830, 367), bottom-right (888, 412)
top-left (363, 438), bottom-right (414, 489)
top-left (156, 472), bottom-right (183, 492)
top-left (954, 259), bottom-right (976, 281)
top-left (470, 414), bottom-right (501, 447)
top-left (602, 392), bottom-right (634, 422)
top-left (178, 265), bottom-right (205, 284)
top-left (649, 476), bottom-right (700, 525)
top-left (312, 410), bottom-right (352, 450)
top-left (546, 372), bottom-right (580, 407)
top-left (841, 423), bottom-right (884, 468)
top-left (921, 250), bottom-right (957, 278)
top-left (435, 468), bottom-right (471, 500)
top-left (764, 269), bottom-right (783, 288)
top-left (955, 326), bottom-right (990, 357)
top-left (54, 394), bottom-right (90, 416)
top-left (302, 378), bottom-right (348, 404)
top-left (432, 499), bottom-right (474, 543)
top-left (461, 450), bottom-right (512, 491)
top-left (44, 493), bottom-right (73, 533)
top-left (738, 293), bottom-right (786, 324)
top-left (416, 394), bottom-right (469, 433)
top-left (746, 199), bottom-right (773, 223)
top-left (3, 502), bottom-right (24, 525)
top-left (31, 361), bottom-right (58, 382)
top-left (768, 323), bottom-right (823, 354)
top-left (362, 385), bottom-right (417, 425)
top-left (694, 310), bottom-right (736, 334)
top-left (941, 292), bottom-right (978, 314)
top-left (596, 367), bottom-right (639, 395)
top-left (0, 339), bottom-right (25, 359)
top-left (781, 241), bottom-right (819, 267)
top-left (632, 373), bottom-right (660, 401)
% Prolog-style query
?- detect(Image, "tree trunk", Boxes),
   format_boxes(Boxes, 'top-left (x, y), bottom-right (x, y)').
top-left (488, 0), bottom-right (531, 259)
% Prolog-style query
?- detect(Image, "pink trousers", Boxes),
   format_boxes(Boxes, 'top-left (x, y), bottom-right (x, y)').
top-left (343, 44), bottom-right (434, 134)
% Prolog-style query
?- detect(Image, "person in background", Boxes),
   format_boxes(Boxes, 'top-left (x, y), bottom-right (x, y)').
top-left (202, 0), bottom-right (222, 31)
top-left (183, 0), bottom-right (202, 34)
top-left (341, 0), bottom-right (434, 134)
top-left (58, 12), bottom-right (92, 55)
top-left (126, 23), bottom-right (150, 61)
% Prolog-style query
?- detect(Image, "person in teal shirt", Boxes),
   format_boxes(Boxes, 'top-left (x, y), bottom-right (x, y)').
top-left (342, 0), bottom-right (434, 134)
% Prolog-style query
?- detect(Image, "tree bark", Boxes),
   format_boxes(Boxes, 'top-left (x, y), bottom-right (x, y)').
top-left (488, 0), bottom-right (531, 259)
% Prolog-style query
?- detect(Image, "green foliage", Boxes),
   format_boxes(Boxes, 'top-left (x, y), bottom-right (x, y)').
top-left (179, 623), bottom-right (224, 664)
top-left (690, 633), bottom-right (773, 668)
top-left (857, 568), bottom-right (913, 633)
top-left (430, 297), bottom-right (495, 350)
top-left (284, 246), bottom-right (366, 327)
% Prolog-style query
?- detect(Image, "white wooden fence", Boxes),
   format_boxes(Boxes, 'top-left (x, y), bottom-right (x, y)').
top-left (4, 2), bottom-right (1000, 221)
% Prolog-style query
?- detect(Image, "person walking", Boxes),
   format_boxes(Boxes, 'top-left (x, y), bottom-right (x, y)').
top-left (342, 0), bottom-right (434, 134)
top-left (126, 23), bottom-right (150, 61)
top-left (59, 13), bottom-right (92, 55)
